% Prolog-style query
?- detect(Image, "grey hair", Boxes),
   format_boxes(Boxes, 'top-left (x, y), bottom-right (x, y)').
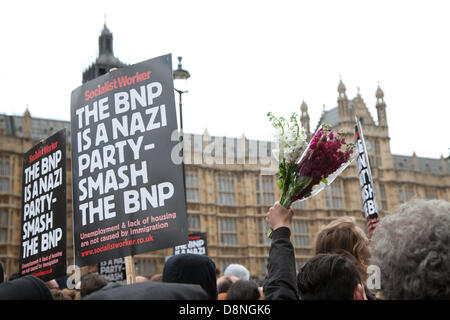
top-left (370, 199), bottom-right (450, 299)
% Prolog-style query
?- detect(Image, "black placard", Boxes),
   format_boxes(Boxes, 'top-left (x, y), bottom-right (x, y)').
top-left (355, 120), bottom-right (380, 236)
top-left (19, 129), bottom-right (67, 281)
top-left (70, 54), bottom-right (188, 266)
top-left (174, 232), bottom-right (208, 256)
top-left (98, 258), bottom-right (127, 284)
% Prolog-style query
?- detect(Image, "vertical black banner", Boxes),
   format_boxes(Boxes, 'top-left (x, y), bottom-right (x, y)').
top-left (20, 129), bottom-right (67, 281)
top-left (174, 232), bottom-right (208, 256)
top-left (354, 119), bottom-right (380, 236)
top-left (70, 54), bottom-right (188, 266)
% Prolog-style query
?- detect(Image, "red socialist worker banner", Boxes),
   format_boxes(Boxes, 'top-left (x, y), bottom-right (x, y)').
top-left (70, 54), bottom-right (188, 266)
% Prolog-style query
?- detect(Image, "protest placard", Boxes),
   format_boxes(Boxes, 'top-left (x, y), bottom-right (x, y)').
top-left (70, 54), bottom-right (188, 266)
top-left (19, 129), bottom-right (67, 281)
top-left (174, 232), bottom-right (208, 256)
top-left (355, 119), bottom-right (380, 236)
top-left (98, 258), bottom-right (127, 284)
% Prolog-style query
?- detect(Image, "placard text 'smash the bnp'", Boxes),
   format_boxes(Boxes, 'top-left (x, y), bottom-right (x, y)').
top-left (71, 54), bottom-right (188, 266)
top-left (20, 129), bottom-right (67, 282)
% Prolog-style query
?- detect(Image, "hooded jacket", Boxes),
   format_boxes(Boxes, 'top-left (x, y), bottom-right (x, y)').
top-left (0, 275), bottom-right (53, 300)
top-left (83, 281), bottom-right (208, 300)
top-left (163, 253), bottom-right (218, 300)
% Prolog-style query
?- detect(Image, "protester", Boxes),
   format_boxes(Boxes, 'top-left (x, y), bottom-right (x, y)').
top-left (225, 279), bottom-right (262, 300)
top-left (0, 275), bottom-right (53, 300)
top-left (80, 272), bottom-right (109, 298)
top-left (370, 199), bottom-right (450, 299)
top-left (297, 252), bottom-right (367, 300)
top-left (224, 263), bottom-right (250, 281)
top-left (217, 274), bottom-right (238, 300)
top-left (264, 202), bottom-right (370, 300)
top-left (314, 216), bottom-right (375, 299)
top-left (163, 253), bottom-right (218, 300)
top-left (217, 274), bottom-right (238, 293)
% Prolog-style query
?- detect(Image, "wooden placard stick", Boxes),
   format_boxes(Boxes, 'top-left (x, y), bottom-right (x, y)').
top-left (125, 255), bottom-right (136, 285)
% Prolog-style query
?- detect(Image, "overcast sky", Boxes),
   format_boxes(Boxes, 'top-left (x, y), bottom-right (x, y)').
top-left (1, 0), bottom-right (449, 159)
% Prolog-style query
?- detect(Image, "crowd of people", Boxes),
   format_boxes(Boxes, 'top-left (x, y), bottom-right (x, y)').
top-left (0, 198), bottom-right (448, 300)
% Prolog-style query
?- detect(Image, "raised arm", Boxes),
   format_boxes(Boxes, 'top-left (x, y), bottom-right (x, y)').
top-left (264, 202), bottom-right (299, 300)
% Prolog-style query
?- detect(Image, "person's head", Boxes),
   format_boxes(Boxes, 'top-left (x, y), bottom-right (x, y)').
top-left (224, 264), bottom-right (250, 281)
top-left (217, 275), bottom-right (238, 294)
top-left (370, 199), bottom-right (450, 300)
top-left (297, 252), bottom-right (366, 300)
top-left (46, 279), bottom-right (59, 290)
top-left (225, 280), bottom-right (262, 300)
top-left (50, 288), bottom-right (72, 300)
top-left (315, 216), bottom-right (370, 282)
top-left (80, 272), bottom-right (108, 298)
top-left (149, 273), bottom-right (162, 282)
top-left (61, 288), bottom-right (79, 300)
top-left (136, 275), bottom-right (149, 283)
top-left (163, 254), bottom-right (217, 300)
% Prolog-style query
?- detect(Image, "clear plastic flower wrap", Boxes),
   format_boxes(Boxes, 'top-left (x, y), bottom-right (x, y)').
top-left (267, 113), bottom-right (356, 238)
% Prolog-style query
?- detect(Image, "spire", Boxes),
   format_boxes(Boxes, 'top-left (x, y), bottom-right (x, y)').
top-left (99, 22), bottom-right (113, 55)
top-left (337, 77), bottom-right (349, 120)
top-left (376, 82), bottom-right (384, 101)
top-left (82, 22), bottom-right (127, 83)
top-left (300, 100), bottom-right (310, 135)
top-left (23, 106), bottom-right (31, 139)
top-left (375, 82), bottom-right (387, 127)
top-left (338, 76), bottom-right (346, 96)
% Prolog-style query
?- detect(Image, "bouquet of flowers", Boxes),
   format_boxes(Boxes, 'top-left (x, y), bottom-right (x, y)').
top-left (267, 112), bottom-right (356, 238)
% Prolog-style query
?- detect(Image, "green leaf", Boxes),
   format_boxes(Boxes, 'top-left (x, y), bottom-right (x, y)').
top-left (321, 178), bottom-right (328, 184)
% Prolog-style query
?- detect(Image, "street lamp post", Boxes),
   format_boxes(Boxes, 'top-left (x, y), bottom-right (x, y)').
top-left (173, 56), bottom-right (191, 133)
top-left (173, 56), bottom-right (190, 199)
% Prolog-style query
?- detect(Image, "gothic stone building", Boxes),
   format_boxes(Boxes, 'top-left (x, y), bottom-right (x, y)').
top-left (0, 26), bottom-right (449, 279)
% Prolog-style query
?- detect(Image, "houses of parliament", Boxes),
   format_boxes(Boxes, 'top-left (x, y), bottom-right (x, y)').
top-left (0, 24), bottom-right (449, 279)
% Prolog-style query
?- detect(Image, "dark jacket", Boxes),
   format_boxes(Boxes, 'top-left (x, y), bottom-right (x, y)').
top-left (264, 227), bottom-right (299, 300)
top-left (83, 281), bottom-right (208, 300)
top-left (0, 275), bottom-right (53, 300)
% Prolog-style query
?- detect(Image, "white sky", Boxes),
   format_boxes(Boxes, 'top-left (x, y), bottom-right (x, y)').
top-left (1, 0), bottom-right (449, 159)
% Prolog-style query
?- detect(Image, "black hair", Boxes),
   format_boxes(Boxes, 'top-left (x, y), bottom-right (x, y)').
top-left (225, 280), bottom-right (261, 300)
top-left (297, 252), bottom-right (361, 300)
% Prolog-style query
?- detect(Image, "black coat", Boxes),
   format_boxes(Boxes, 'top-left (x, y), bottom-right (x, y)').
top-left (0, 275), bottom-right (53, 300)
top-left (83, 281), bottom-right (208, 300)
top-left (264, 227), bottom-right (299, 300)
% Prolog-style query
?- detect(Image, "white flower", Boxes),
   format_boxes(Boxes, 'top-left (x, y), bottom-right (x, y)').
top-left (269, 112), bottom-right (307, 163)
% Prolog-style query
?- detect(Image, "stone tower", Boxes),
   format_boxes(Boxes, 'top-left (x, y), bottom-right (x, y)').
top-left (82, 23), bottom-right (127, 83)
